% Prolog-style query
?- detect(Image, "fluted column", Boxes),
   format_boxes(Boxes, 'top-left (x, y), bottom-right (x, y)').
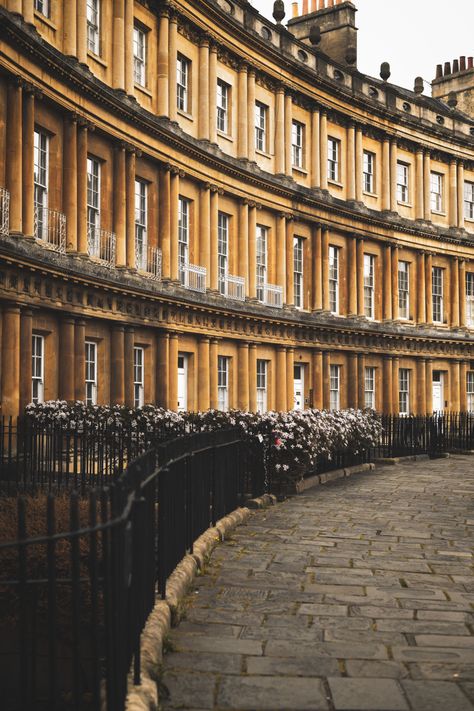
top-left (112, 0), bottom-right (125, 91)
top-left (199, 183), bottom-right (211, 287)
top-left (346, 123), bottom-right (356, 201)
top-left (23, 0), bottom-right (33, 25)
top-left (20, 308), bottom-right (33, 413)
top-left (460, 361), bottom-right (468, 412)
top-left (210, 339), bottom-right (218, 409)
top-left (156, 332), bottom-right (169, 408)
top-left (198, 337), bottom-right (210, 411)
top-left (382, 356), bottom-right (393, 414)
top-left (459, 259), bottom-right (467, 328)
top-left (168, 333), bottom-right (179, 411)
top-left (111, 326), bottom-right (125, 404)
top-left (125, 149), bottom-right (136, 270)
top-left (170, 168), bottom-right (179, 281)
top-left (382, 136), bottom-right (390, 211)
top-left (210, 188), bottom-right (219, 291)
top-left (124, 328), bottom-right (134, 407)
top-left (312, 224), bottom-right (322, 310)
top-left (124, 0), bottom-right (134, 95)
top-left (74, 320), bottom-right (86, 401)
top-left (22, 87), bottom-right (35, 238)
top-left (8, 0), bottom-right (22, 13)
top-left (425, 253), bottom-right (433, 325)
top-left (209, 43), bottom-right (217, 143)
top-left (355, 125), bottom-right (363, 202)
top-left (357, 353), bottom-right (365, 409)
top-left (159, 165), bottom-right (171, 279)
top-left (77, 123), bottom-right (88, 254)
top-left (199, 39), bottom-right (210, 141)
top-left (458, 161), bottom-right (465, 229)
top-left (357, 238), bottom-right (365, 316)
top-left (449, 159), bottom-right (458, 228)
top-left (426, 359), bottom-right (433, 414)
top-left (348, 235), bottom-right (357, 316)
top-left (249, 344), bottom-right (257, 412)
top-left (392, 357), bottom-right (400, 415)
top-left (114, 143), bottom-right (127, 267)
top-left (391, 245), bottom-right (399, 320)
top-left (2, 305), bottom-right (21, 418)
top-left (64, 115), bottom-right (78, 251)
top-left (286, 218), bottom-right (294, 307)
top-left (77, 0), bottom-right (87, 64)
top-left (382, 243), bottom-right (392, 321)
top-left (311, 108), bottom-right (320, 188)
top-left (276, 213), bottom-right (286, 299)
top-left (451, 360), bottom-right (461, 412)
top-left (390, 140), bottom-right (398, 213)
top-left (63, 0), bottom-right (77, 56)
top-left (286, 348), bottom-right (294, 411)
top-left (321, 227), bottom-right (329, 311)
top-left (416, 358), bottom-right (427, 415)
top-left (247, 70), bottom-right (256, 162)
top-left (322, 351), bottom-right (330, 409)
top-left (312, 350), bottom-right (323, 409)
top-left (238, 342), bottom-right (249, 411)
top-left (320, 111), bottom-right (328, 190)
top-left (348, 352), bottom-right (358, 409)
top-left (417, 252), bottom-right (426, 324)
top-left (285, 92), bottom-right (292, 176)
top-left (423, 150), bottom-right (431, 220)
top-left (6, 80), bottom-right (23, 234)
top-left (59, 317), bottom-right (75, 402)
top-left (415, 148), bottom-right (424, 220)
top-left (275, 86), bottom-right (285, 174)
top-left (276, 347), bottom-right (287, 411)
top-left (451, 258), bottom-right (460, 328)
top-left (248, 203), bottom-right (257, 299)
top-left (237, 63), bottom-right (248, 158)
top-left (168, 12), bottom-right (178, 120)
top-left (157, 9), bottom-right (170, 117)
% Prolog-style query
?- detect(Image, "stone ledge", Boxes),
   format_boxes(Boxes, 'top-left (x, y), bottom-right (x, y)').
top-left (375, 454), bottom-right (431, 465)
top-left (295, 462), bottom-right (375, 494)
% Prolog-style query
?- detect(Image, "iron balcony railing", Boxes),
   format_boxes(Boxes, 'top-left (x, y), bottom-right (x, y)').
top-left (180, 261), bottom-right (207, 293)
top-left (0, 186), bottom-right (10, 237)
top-left (87, 225), bottom-right (116, 268)
top-left (136, 242), bottom-right (162, 280)
top-left (264, 282), bottom-right (283, 308)
top-left (221, 273), bottom-right (245, 301)
top-left (34, 204), bottom-right (67, 253)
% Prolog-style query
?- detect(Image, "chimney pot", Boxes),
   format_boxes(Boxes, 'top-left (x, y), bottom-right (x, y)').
top-left (311, 0), bottom-right (317, 11)
top-left (302, 0), bottom-right (309, 13)
top-left (444, 61), bottom-right (451, 76)
top-left (292, 1), bottom-right (299, 18)
top-left (460, 56), bottom-right (466, 71)
top-left (468, 57), bottom-right (474, 69)
top-left (435, 64), bottom-right (443, 79)
top-left (453, 59), bottom-right (459, 73)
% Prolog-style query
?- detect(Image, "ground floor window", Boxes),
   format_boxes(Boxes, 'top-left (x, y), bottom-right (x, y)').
top-left (218, 355), bottom-right (229, 411)
top-left (256, 359), bottom-right (267, 413)
top-left (467, 372), bottom-right (474, 412)
top-left (399, 368), bottom-right (410, 415)
top-left (364, 367), bottom-right (375, 410)
top-left (133, 346), bottom-right (144, 408)
top-left (85, 341), bottom-right (97, 406)
top-left (32, 334), bottom-right (44, 404)
top-left (330, 365), bottom-right (340, 411)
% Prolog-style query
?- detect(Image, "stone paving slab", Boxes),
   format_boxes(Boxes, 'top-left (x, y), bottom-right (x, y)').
top-left (161, 456), bottom-right (474, 710)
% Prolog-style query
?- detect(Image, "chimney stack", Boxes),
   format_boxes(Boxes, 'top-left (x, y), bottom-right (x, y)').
top-left (432, 55), bottom-right (474, 118)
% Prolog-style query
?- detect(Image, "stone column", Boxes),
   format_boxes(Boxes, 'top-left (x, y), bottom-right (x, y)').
top-left (237, 199), bottom-right (249, 297)
top-left (114, 143), bottom-right (127, 267)
top-left (248, 203), bottom-right (257, 299)
top-left (311, 108), bottom-right (320, 188)
top-left (390, 140), bottom-right (398, 213)
top-left (275, 86), bottom-right (285, 174)
top-left (111, 325), bottom-right (125, 404)
top-left (168, 12), bottom-right (178, 120)
top-left (320, 111), bottom-right (328, 190)
top-left (64, 115), bottom-right (78, 251)
top-left (199, 39), bottom-right (210, 141)
top-left (125, 148), bottom-right (136, 270)
top-left (156, 332), bottom-right (169, 408)
top-left (170, 168), bottom-right (179, 281)
top-left (22, 87), bottom-right (35, 238)
top-left (348, 352), bottom-right (358, 409)
top-left (382, 243), bottom-right (392, 321)
top-left (168, 333), bottom-right (179, 411)
top-left (209, 339), bottom-right (218, 409)
top-left (247, 70), bottom-right (256, 162)
top-left (238, 342), bottom-right (249, 411)
top-left (112, 0), bottom-right (125, 91)
top-left (276, 213), bottom-right (286, 299)
top-left (348, 235), bottom-right (357, 316)
top-left (355, 125), bottom-right (363, 202)
top-left (451, 258), bottom-right (460, 328)
top-left (124, 328), bottom-right (134, 407)
top-left (416, 358), bottom-right (427, 415)
top-left (124, 0), bottom-right (134, 95)
top-left (285, 92), bottom-right (292, 176)
top-left (346, 123), bottom-right (356, 201)
top-left (459, 260), bottom-right (467, 328)
top-left (275, 347), bottom-right (287, 412)
top-left (286, 218), bottom-right (294, 307)
top-left (391, 245), bottom-right (399, 320)
top-left (23, 0), bottom-right (34, 23)
top-left (2, 305), bottom-right (21, 419)
top-left (457, 162), bottom-right (465, 229)
top-left (199, 183), bottom-right (211, 287)
top-left (77, 0), bottom-right (87, 64)
top-left (425, 253), bottom-right (433, 325)
top-left (312, 224), bottom-right (322, 310)
top-left (77, 123), bottom-right (88, 255)
top-left (322, 351), bottom-right (330, 409)
top-left (449, 159), bottom-right (458, 228)
top-left (382, 356), bottom-right (393, 414)
top-left (64, 0), bottom-right (78, 56)
top-left (237, 63), bottom-right (248, 158)
top-left (312, 350), bottom-right (323, 409)
top-left (425, 359), bottom-right (433, 414)
top-left (209, 43), bottom-right (217, 143)
top-left (417, 252), bottom-right (426, 324)
top-left (451, 360), bottom-right (461, 412)
top-left (74, 320), bottom-right (86, 401)
top-left (382, 136), bottom-right (390, 211)
top-left (59, 317), bottom-right (75, 402)
top-left (286, 348), bottom-right (294, 411)
top-left (415, 148), bottom-right (424, 220)
top-left (197, 337), bottom-right (210, 411)
top-left (157, 9), bottom-right (170, 117)
top-left (423, 150), bottom-right (431, 220)
top-left (357, 353), bottom-right (365, 409)
top-left (392, 357), bottom-right (399, 415)
top-left (6, 80), bottom-right (23, 234)
top-left (249, 344), bottom-right (257, 412)
top-left (159, 165), bottom-right (171, 279)
top-left (357, 238), bottom-right (365, 316)
top-left (210, 187), bottom-right (219, 291)
top-left (20, 308), bottom-right (33, 413)
top-left (321, 227), bottom-right (329, 311)
top-left (460, 361), bottom-right (468, 412)
top-left (8, 0), bottom-right (22, 15)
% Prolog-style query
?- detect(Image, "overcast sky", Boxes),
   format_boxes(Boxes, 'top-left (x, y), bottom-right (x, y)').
top-left (250, 0), bottom-right (473, 92)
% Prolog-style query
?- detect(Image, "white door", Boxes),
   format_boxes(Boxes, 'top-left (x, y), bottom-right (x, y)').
top-left (432, 372), bottom-right (444, 413)
top-left (294, 365), bottom-right (304, 410)
top-left (177, 354), bottom-right (188, 412)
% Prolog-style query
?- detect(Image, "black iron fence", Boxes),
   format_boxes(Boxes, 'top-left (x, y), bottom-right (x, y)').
top-left (376, 413), bottom-right (474, 458)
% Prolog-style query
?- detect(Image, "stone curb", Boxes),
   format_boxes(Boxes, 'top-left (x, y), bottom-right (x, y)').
top-left (374, 453), bottom-right (431, 465)
top-left (124, 498), bottom-right (275, 711)
top-left (295, 462), bottom-right (375, 494)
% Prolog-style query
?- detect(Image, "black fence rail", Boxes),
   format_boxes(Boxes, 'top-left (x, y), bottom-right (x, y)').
top-left (377, 413), bottom-right (474, 458)
top-left (0, 429), bottom-right (265, 711)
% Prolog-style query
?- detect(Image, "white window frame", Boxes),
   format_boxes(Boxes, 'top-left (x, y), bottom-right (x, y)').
top-left (396, 162), bottom-right (409, 204)
top-left (432, 266), bottom-right (444, 324)
top-left (255, 102), bottom-right (267, 153)
top-left (430, 172), bottom-right (443, 213)
top-left (363, 151), bottom-right (375, 194)
top-left (256, 359), bottom-right (268, 413)
top-left (329, 245), bottom-right (339, 314)
top-left (328, 137), bottom-right (340, 182)
top-left (363, 254), bottom-right (375, 320)
top-left (177, 54), bottom-right (190, 113)
top-left (291, 121), bottom-right (304, 169)
top-left (217, 355), bottom-right (230, 411)
top-left (34, 129), bottom-right (49, 240)
top-left (466, 272), bottom-right (474, 327)
top-left (467, 371), bottom-right (474, 412)
top-left (218, 211), bottom-right (229, 295)
top-left (293, 236), bottom-right (304, 309)
top-left (178, 196), bottom-right (190, 283)
top-left (34, 0), bottom-right (49, 18)
top-left (329, 365), bottom-right (340, 411)
top-left (133, 26), bottom-right (147, 87)
top-left (135, 179), bottom-right (148, 270)
top-left (133, 346), bottom-right (145, 408)
top-left (256, 225), bottom-right (268, 303)
top-left (398, 260), bottom-right (410, 320)
top-left (399, 369), bottom-right (410, 415)
top-left (464, 182), bottom-right (474, 221)
top-left (87, 156), bottom-right (101, 252)
top-left (32, 334), bottom-right (45, 404)
top-left (216, 80), bottom-right (230, 134)
top-left (364, 367), bottom-right (375, 410)
top-left (85, 341), bottom-right (98, 406)
top-left (86, 0), bottom-right (100, 55)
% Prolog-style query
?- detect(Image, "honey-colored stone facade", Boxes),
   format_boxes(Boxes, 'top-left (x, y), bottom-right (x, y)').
top-left (1, 0), bottom-right (474, 418)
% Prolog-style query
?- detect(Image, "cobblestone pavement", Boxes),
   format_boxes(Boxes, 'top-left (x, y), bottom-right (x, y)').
top-left (160, 456), bottom-right (474, 711)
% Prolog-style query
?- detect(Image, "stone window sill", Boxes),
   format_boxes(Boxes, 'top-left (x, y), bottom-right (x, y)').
top-left (135, 83), bottom-right (152, 99)
top-left (177, 109), bottom-right (194, 122)
top-left (34, 11), bottom-right (57, 31)
top-left (217, 130), bottom-right (234, 143)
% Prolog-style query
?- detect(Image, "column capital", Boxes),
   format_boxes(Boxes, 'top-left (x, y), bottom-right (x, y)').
top-left (238, 61), bottom-right (249, 73)
top-left (199, 335), bottom-right (210, 344)
top-left (198, 33), bottom-right (211, 48)
top-left (23, 82), bottom-right (42, 100)
top-left (449, 157), bottom-right (458, 166)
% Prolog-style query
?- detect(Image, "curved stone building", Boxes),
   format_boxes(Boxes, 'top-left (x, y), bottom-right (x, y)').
top-left (0, 0), bottom-right (474, 418)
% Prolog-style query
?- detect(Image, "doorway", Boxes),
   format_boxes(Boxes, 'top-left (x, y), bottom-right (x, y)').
top-left (177, 354), bottom-right (188, 412)
top-left (294, 364), bottom-right (304, 410)
top-left (432, 371), bottom-right (444, 413)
